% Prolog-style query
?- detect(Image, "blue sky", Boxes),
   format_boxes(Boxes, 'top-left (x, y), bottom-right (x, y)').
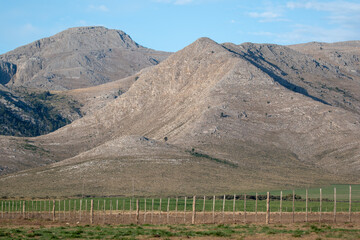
top-left (1, 0), bottom-right (360, 54)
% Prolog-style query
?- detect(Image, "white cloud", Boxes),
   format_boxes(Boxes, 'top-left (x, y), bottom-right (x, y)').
top-left (253, 24), bottom-right (358, 44)
top-left (248, 31), bottom-right (276, 37)
top-left (286, 1), bottom-right (360, 12)
top-left (154, 0), bottom-right (218, 5)
top-left (247, 11), bottom-right (288, 22)
top-left (286, 1), bottom-right (360, 26)
top-left (20, 23), bottom-right (40, 35)
top-left (23, 23), bottom-right (36, 31)
top-left (78, 20), bottom-right (88, 26)
top-left (248, 11), bottom-right (280, 19)
top-left (88, 4), bottom-right (109, 12)
top-left (174, 0), bottom-right (193, 4)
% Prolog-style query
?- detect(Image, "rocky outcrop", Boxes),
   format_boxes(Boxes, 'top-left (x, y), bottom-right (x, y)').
top-left (0, 60), bottom-right (16, 85)
top-left (0, 26), bottom-right (171, 90)
top-left (0, 26), bottom-right (170, 137)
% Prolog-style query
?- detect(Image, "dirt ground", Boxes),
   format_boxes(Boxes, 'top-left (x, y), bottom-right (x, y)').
top-left (0, 212), bottom-right (359, 240)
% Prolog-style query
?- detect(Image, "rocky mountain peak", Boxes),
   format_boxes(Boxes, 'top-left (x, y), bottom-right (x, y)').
top-left (0, 26), bottom-right (170, 91)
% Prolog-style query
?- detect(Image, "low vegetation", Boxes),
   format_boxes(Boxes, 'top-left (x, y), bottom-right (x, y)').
top-left (0, 223), bottom-right (359, 239)
top-left (187, 148), bottom-right (238, 168)
top-left (0, 89), bottom-right (82, 137)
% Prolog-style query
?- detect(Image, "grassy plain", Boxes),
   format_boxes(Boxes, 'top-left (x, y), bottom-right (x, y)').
top-left (0, 222), bottom-right (359, 239)
top-left (1, 184), bottom-right (359, 214)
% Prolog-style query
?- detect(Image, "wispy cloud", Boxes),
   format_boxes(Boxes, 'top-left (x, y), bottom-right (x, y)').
top-left (154, 0), bottom-right (218, 5)
top-left (249, 24), bottom-right (358, 44)
top-left (174, 0), bottom-right (193, 4)
top-left (286, 1), bottom-right (360, 26)
top-left (247, 11), bottom-right (287, 22)
top-left (246, 2), bottom-right (288, 23)
top-left (88, 4), bottom-right (109, 12)
top-left (286, 1), bottom-right (360, 12)
top-left (21, 23), bottom-right (39, 34)
top-left (154, 0), bottom-right (193, 4)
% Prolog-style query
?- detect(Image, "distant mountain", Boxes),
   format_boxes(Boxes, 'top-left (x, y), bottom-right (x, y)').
top-left (1, 38), bottom-right (360, 197)
top-left (0, 26), bottom-right (170, 137)
top-left (0, 26), bottom-right (170, 90)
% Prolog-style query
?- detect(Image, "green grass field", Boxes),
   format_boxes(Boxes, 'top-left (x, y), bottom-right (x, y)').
top-left (0, 223), bottom-right (359, 239)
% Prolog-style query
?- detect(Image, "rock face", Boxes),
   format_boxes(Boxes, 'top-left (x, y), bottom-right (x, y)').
top-left (0, 26), bottom-right (170, 90)
top-left (0, 61), bottom-right (16, 85)
top-left (0, 26), bottom-right (170, 137)
top-left (0, 38), bottom-right (360, 197)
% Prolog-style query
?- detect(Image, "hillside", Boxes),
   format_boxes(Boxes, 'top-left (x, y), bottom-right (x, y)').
top-left (0, 38), bottom-right (360, 197)
top-left (0, 27), bottom-right (170, 137)
top-left (0, 26), bottom-right (170, 91)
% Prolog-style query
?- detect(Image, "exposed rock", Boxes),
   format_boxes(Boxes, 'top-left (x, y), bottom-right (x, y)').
top-left (0, 60), bottom-right (16, 85)
top-left (0, 26), bottom-right (171, 91)
top-left (1, 37), bottom-right (360, 196)
top-left (0, 26), bottom-right (170, 137)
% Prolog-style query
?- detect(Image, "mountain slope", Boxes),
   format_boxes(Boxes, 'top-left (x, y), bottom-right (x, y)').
top-left (0, 26), bottom-right (170, 91)
top-left (0, 26), bottom-right (170, 137)
top-left (1, 38), bottom-right (360, 196)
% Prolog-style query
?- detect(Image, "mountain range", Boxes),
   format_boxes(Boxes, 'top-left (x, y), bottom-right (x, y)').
top-left (0, 26), bottom-right (170, 137)
top-left (0, 27), bottom-right (359, 197)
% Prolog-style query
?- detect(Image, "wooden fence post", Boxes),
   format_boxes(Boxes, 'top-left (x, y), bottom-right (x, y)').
top-left (103, 200), bottom-right (106, 224)
top-left (266, 192), bottom-right (270, 224)
top-left (130, 199), bottom-right (132, 218)
top-left (90, 199), bottom-right (94, 224)
top-left (122, 199), bottom-right (125, 223)
top-left (349, 185), bottom-right (352, 222)
top-left (203, 196), bottom-right (206, 223)
top-left (144, 198), bottom-right (147, 223)
top-left (244, 194), bottom-right (247, 224)
top-left (280, 191), bottom-right (282, 223)
top-left (306, 189), bottom-right (308, 222)
top-left (192, 196), bottom-right (196, 224)
top-left (52, 200), bottom-right (56, 221)
top-left (184, 197), bottom-right (187, 223)
top-left (319, 188), bottom-right (322, 223)
top-left (167, 198), bottom-right (170, 224)
top-left (110, 200), bottom-right (113, 216)
top-left (255, 192), bottom-right (258, 222)
top-left (212, 196), bottom-right (215, 224)
top-left (175, 197), bottom-right (178, 221)
top-left (58, 200), bottom-right (60, 220)
top-left (232, 194), bottom-right (236, 222)
top-left (292, 190), bottom-right (295, 223)
top-left (69, 200), bottom-right (71, 219)
top-left (63, 200), bottom-right (66, 220)
top-left (222, 195), bottom-right (225, 223)
top-left (136, 199), bottom-right (139, 224)
top-left (159, 198), bottom-right (162, 221)
top-left (74, 200), bottom-right (77, 220)
top-left (80, 199), bottom-right (82, 221)
top-left (334, 187), bottom-right (336, 223)
top-left (151, 198), bottom-right (154, 224)
top-left (22, 201), bottom-right (25, 219)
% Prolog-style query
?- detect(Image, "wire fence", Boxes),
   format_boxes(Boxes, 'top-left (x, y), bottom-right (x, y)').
top-left (1, 186), bottom-right (359, 224)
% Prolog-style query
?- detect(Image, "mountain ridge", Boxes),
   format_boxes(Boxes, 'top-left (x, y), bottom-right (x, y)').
top-left (0, 26), bottom-right (171, 137)
top-left (0, 26), bottom-right (170, 91)
top-left (0, 35), bottom-right (360, 196)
